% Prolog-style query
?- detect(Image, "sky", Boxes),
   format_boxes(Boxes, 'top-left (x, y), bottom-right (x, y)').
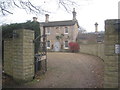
top-left (1, 0), bottom-right (120, 32)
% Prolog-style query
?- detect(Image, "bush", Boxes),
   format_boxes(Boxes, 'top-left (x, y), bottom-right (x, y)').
top-left (69, 42), bottom-right (80, 52)
top-left (2, 21), bottom-right (40, 54)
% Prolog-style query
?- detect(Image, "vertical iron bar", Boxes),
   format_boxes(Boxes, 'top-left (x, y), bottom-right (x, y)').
top-left (43, 26), bottom-right (47, 71)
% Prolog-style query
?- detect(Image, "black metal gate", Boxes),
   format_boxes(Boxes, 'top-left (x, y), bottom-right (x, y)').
top-left (34, 27), bottom-right (47, 75)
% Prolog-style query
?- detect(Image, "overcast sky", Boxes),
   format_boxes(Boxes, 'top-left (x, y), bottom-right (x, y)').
top-left (1, 0), bottom-right (119, 32)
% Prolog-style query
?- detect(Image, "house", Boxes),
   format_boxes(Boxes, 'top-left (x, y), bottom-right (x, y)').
top-left (40, 8), bottom-right (79, 51)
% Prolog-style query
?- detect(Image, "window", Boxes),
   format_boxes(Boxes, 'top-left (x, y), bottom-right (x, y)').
top-left (56, 27), bottom-right (59, 34)
top-left (47, 41), bottom-right (50, 49)
top-left (46, 27), bottom-right (50, 34)
top-left (64, 41), bottom-right (69, 49)
top-left (64, 27), bottom-right (68, 34)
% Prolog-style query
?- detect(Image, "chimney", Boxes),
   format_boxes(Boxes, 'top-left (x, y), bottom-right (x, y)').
top-left (45, 14), bottom-right (49, 22)
top-left (72, 8), bottom-right (76, 21)
top-left (95, 22), bottom-right (98, 33)
top-left (33, 17), bottom-right (37, 22)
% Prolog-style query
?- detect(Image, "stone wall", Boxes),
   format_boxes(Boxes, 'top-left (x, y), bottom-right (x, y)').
top-left (4, 29), bottom-right (34, 82)
top-left (104, 19), bottom-right (120, 88)
top-left (80, 19), bottom-right (120, 88)
top-left (4, 39), bottom-right (13, 76)
top-left (80, 43), bottom-right (105, 60)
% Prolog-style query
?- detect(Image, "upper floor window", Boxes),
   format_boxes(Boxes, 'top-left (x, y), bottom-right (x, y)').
top-left (56, 27), bottom-right (59, 34)
top-left (64, 27), bottom-right (68, 34)
top-left (46, 27), bottom-right (50, 35)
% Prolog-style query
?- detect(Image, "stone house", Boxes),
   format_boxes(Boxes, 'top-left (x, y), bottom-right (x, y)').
top-left (40, 8), bottom-right (79, 51)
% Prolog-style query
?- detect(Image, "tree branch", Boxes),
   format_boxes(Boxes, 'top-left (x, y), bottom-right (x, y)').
top-left (0, 0), bottom-right (79, 15)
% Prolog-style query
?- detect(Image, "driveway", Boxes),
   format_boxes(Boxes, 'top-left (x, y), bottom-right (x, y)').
top-left (4, 52), bottom-right (104, 88)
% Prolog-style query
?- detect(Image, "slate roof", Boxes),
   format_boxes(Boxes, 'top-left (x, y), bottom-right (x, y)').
top-left (77, 32), bottom-right (105, 44)
top-left (40, 20), bottom-right (79, 27)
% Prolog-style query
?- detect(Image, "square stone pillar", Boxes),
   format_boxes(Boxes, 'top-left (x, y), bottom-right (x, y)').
top-left (104, 19), bottom-right (120, 88)
top-left (12, 29), bottom-right (34, 82)
top-left (4, 39), bottom-right (13, 76)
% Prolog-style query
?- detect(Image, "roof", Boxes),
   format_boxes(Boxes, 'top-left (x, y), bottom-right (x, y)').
top-left (77, 32), bottom-right (104, 44)
top-left (40, 20), bottom-right (79, 27)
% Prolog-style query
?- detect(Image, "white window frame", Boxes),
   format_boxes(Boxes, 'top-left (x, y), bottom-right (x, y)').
top-left (46, 27), bottom-right (50, 35)
top-left (64, 27), bottom-right (69, 34)
top-left (56, 27), bottom-right (59, 34)
top-left (47, 40), bottom-right (51, 49)
top-left (64, 41), bottom-right (69, 49)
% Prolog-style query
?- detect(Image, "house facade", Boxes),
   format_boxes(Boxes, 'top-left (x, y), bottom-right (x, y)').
top-left (40, 8), bottom-right (79, 51)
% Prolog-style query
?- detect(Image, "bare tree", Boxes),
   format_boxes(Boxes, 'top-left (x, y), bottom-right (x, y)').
top-left (0, 0), bottom-right (79, 15)
top-left (79, 26), bottom-right (87, 33)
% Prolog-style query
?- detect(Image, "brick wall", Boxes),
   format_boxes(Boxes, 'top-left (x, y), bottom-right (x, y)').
top-left (4, 29), bottom-right (34, 82)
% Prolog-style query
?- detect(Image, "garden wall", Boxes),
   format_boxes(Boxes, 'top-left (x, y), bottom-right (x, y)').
top-left (80, 19), bottom-right (120, 88)
top-left (80, 43), bottom-right (105, 60)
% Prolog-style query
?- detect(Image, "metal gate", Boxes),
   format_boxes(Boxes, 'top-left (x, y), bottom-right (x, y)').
top-left (34, 27), bottom-right (47, 75)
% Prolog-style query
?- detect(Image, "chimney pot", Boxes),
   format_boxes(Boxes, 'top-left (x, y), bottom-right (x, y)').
top-left (72, 8), bottom-right (76, 21)
top-left (45, 14), bottom-right (49, 22)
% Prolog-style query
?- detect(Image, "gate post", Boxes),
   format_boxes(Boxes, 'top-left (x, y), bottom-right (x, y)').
top-left (12, 29), bottom-right (34, 82)
top-left (104, 19), bottom-right (120, 88)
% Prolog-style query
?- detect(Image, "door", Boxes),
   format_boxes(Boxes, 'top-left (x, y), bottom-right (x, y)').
top-left (54, 42), bottom-right (60, 51)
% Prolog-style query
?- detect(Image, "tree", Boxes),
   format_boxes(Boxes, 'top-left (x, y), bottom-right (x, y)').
top-left (0, 0), bottom-right (79, 15)
top-left (79, 26), bottom-right (87, 33)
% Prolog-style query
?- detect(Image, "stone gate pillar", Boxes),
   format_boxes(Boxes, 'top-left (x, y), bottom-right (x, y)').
top-left (104, 19), bottom-right (120, 88)
top-left (4, 29), bottom-right (35, 82)
top-left (12, 29), bottom-right (34, 82)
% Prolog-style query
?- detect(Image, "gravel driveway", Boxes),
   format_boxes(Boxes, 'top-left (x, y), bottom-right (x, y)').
top-left (4, 52), bottom-right (104, 88)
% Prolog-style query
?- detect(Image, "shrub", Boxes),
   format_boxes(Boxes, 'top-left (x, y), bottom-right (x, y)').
top-left (69, 42), bottom-right (80, 52)
top-left (2, 21), bottom-right (40, 54)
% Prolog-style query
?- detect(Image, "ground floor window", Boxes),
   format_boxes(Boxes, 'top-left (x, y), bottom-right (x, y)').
top-left (64, 41), bottom-right (69, 49)
top-left (47, 41), bottom-right (50, 49)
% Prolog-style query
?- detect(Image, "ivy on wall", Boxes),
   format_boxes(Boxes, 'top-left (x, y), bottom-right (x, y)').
top-left (2, 20), bottom-right (41, 53)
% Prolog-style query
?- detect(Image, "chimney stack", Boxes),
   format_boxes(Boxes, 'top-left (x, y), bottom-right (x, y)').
top-left (33, 17), bottom-right (37, 22)
top-left (72, 8), bottom-right (76, 21)
top-left (45, 14), bottom-right (49, 22)
top-left (95, 22), bottom-right (98, 33)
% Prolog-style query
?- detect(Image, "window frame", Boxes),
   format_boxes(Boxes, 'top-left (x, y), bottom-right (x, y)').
top-left (47, 40), bottom-right (51, 49)
top-left (64, 41), bottom-right (69, 49)
top-left (64, 27), bottom-right (69, 34)
top-left (56, 27), bottom-right (59, 34)
top-left (46, 27), bottom-right (50, 35)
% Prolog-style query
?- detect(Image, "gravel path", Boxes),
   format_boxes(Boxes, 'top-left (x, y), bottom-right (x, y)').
top-left (4, 52), bottom-right (104, 88)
